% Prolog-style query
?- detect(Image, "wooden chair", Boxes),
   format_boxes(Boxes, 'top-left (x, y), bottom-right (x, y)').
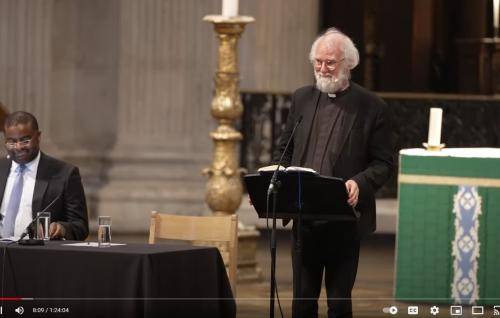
top-left (149, 211), bottom-right (238, 295)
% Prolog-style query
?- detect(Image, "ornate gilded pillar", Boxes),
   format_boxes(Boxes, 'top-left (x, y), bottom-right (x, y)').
top-left (203, 15), bottom-right (262, 281)
top-left (202, 15), bottom-right (252, 215)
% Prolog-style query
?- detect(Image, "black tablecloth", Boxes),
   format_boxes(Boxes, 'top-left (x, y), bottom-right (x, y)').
top-left (0, 241), bottom-right (235, 318)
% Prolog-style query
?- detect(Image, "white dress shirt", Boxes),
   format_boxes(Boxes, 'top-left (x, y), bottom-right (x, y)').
top-left (0, 151), bottom-right (41, 238)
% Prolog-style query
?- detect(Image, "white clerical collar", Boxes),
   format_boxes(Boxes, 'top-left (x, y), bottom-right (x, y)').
top-left (327, 83), bottom-right (351, 99)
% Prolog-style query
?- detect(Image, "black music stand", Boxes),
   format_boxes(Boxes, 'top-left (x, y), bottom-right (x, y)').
top-left (244, 171), bottom-right (359, 318)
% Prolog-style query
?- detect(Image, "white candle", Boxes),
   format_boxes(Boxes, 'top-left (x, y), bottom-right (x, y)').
top-left (222, 0), bottom-right (238, 17)
top-left (427, 108), bottom-right (443, 146)
top-left (494, 0), bottom-right (500, 36)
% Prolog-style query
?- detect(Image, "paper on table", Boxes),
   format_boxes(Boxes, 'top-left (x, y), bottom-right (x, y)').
top-left (63, 242), bottom-right (126, 247)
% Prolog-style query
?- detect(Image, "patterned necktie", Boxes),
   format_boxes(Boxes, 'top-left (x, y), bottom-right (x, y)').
top-left (2, 164), bottom-right (26, 238)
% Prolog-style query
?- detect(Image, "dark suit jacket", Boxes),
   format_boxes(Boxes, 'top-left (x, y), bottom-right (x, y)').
top-left (0, 152), bottom-right (89, 240)
top-left (274, 83), bottom-right (394, 238)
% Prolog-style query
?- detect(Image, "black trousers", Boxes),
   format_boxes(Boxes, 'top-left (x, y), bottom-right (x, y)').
top-left (292, 222), bottom-right (360, 318)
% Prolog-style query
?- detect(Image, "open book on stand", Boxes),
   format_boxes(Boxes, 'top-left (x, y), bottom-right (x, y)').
top-left (257, 165), bottom-right (318, 175)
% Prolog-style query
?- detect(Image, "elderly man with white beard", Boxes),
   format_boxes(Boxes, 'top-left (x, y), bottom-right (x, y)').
top-left (271, 28), bottom-right (393, 318)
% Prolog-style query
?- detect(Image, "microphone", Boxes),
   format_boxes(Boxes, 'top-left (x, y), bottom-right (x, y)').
top-left (18, 193), bottom-right (61, 243)
top-left (268, 115), bottom-right (303, 196)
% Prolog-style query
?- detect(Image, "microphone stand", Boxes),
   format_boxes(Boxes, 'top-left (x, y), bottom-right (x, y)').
top-left (269, 181), bottom-right (279, 318)
top-left (267, 116), bottom-right (302, 318)
top-left (18, 215), bottom-right (45, 246)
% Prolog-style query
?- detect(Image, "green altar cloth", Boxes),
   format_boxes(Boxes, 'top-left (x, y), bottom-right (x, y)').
top-left (395, 148), bottom-right (500, 305)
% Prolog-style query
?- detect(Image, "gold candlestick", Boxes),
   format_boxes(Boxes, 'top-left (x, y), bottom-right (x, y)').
top-left (423, 143), bottom-right (446, 151)
top-left (202, 15), bottom-right (254, 216)
top-left (203, 15), bottom-right (262, 281)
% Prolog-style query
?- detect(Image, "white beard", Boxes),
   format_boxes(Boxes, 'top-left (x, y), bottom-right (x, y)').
top-left (314, 70), bottom-right (349, 94)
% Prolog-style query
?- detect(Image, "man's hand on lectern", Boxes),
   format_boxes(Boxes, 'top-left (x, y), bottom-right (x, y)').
top-left (345, 179), bottom-right (359, 207)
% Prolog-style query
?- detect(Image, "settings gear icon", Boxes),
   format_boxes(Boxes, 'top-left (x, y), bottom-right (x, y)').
top-left (430, 305), bottom-right (439, 315)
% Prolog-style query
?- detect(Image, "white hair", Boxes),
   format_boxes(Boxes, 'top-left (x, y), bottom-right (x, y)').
top-left (309, 27), bottom-right (359, 70)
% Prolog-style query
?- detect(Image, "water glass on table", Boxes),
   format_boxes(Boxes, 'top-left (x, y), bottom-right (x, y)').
top-left (98, 216), bottom-right (112, 247)
top-left (36, 212), bottom-right (51, 240)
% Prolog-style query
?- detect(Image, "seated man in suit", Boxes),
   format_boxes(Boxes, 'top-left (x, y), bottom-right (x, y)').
top-left (0, 111), bottom-right (88, 240)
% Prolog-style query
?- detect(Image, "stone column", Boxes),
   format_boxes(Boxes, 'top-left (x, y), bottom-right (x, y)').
top-left (239, 0), bottom-right (319, 91)
top-left (0, 0), bottom-right (57, 151)
top-left (96, 0), bottom-right (219, 232)
top-left (48, 0), bottom-right (121, 215)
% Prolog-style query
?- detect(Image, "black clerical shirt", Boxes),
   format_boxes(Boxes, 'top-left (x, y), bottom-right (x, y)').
top-left (303, 90), bottom-right (348, 175)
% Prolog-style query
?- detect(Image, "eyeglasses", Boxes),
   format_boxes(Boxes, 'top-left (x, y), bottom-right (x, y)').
top-left (5, 138), bottom-right (32, 149)
top-left (314, 58), bottom-right (345, 70)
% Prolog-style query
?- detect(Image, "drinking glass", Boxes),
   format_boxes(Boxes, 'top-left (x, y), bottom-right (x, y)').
top-left (97, 216), bottom-right (112, 247)
top-left (36, 212), bottom-right (51, 240)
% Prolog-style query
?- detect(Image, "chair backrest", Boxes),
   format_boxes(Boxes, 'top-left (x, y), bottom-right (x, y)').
top-left (149, 211), bottom-right (238, 295)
